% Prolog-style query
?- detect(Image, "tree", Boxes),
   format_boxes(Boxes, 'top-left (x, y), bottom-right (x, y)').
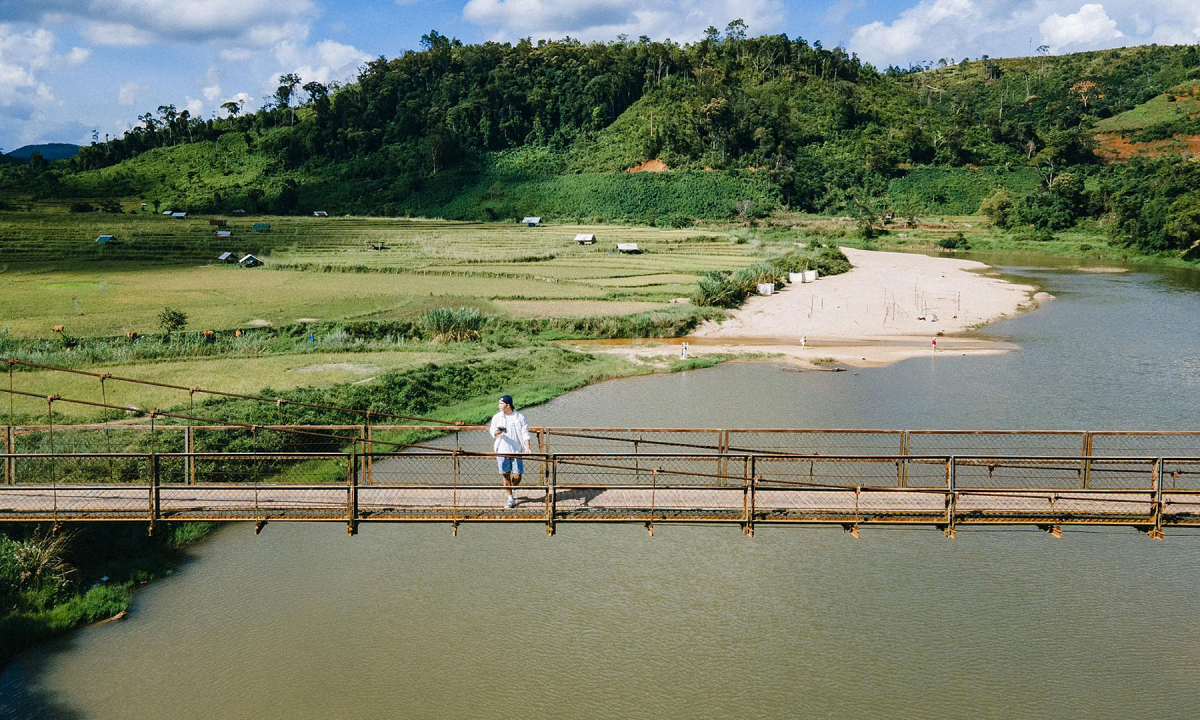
top-left (221, 100), bottom-right (243, 118)
top-left (157, 104), bottom-right (178, 144)
top-left (302, 81), bottom-right (328, 104)
top-left (157, 307), bottom-right (188, 336)
top-left (274, 73), bottom-right (302, 125)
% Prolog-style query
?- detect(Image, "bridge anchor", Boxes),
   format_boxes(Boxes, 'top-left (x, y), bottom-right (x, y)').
top-left (1039, 524), bottom-right (1062, 539)
top-left (255, 520), bottom-right (267, 535)
top-left (842, 523), bottom-right (859, 538)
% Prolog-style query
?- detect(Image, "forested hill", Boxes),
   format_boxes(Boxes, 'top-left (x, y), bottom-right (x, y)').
top-left (5, 30), bottom-right (1200, 255)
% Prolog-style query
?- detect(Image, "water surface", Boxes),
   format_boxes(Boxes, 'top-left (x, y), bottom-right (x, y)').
top-left (3, 262), bottom-right (1200, 719)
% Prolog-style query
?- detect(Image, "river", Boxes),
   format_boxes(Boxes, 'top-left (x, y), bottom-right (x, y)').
top-left (3, 258), bottom-right (1200, 719)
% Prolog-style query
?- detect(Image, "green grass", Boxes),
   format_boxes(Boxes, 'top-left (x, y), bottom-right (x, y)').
top-left (1094, 81), bottom-right (1200, 133)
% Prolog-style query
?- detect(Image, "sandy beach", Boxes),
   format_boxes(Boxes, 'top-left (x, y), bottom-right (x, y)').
top-left (571, 247), bottom-right (1045, 368)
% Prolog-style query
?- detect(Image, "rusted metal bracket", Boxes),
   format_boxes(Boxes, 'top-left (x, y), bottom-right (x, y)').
top-left (645, 521), bottom-right (654, 537)
top-left (255, 519), bottom-right (267, 535)
top-left (1039, 524), bottom-right (1062, 538)
top-left (842, 523), bottom-right (860, 538)
top-left (451, 520), bottom-right (459, 537)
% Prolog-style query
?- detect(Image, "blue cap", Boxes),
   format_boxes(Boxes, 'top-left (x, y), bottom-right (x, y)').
top-left (499, 395), bottom-right (513, 407)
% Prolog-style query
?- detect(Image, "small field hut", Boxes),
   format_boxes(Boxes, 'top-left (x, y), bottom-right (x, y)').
top-left (95, 234), bottom-right (115, 243)
top-left (214, 230), bottom-right (232, 238)
top-left (208, 219), bottom-right (227, 227)
top-left (239, 254), bottom-right (263, 268)
top-left (522, 216), bottom-right (542, 227)
top-left (171, 211), bottom-right (187, 219)
top-left (217, 252), bottom-right (236, 263)
top-left (312, 210), bottom-right (329, 217)
top-left (575, 233), bottom-right (597, 245)
top-left (617, 243), bottom-right (641, 254)
top-left (253, 223), bottom-right (271, 232)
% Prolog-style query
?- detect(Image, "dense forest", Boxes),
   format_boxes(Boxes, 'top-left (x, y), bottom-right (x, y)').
top-left (3, 24), bottom-right (1200, 255)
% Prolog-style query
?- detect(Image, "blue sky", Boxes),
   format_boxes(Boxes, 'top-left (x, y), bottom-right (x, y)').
top-left (0, 0), bottom-right (1197, 151)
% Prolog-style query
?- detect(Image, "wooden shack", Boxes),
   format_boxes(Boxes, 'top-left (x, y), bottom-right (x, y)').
top-left (616, 243), bottom-right (641, 254)
top-left (575, 233), bottom-right (597, 245)
top-left (522, 216), bottom-right (542, 227)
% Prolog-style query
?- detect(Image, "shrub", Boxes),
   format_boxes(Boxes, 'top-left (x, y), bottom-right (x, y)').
top-left (937, 232), bottom-right (970, 250)
top-left (157, 307), bottom-right (188, 336)
top-left (421, 307), bottom-right (483, 342)
top-left (69, 202), bottom-right (95, 213)
top-left (979, 189), bottom-right (1014, 228)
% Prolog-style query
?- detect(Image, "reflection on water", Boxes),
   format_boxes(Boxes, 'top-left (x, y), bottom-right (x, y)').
top-left (3, 262), bottom-right (1200, 720)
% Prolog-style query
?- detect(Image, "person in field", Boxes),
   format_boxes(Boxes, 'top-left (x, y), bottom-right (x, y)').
top-left (490, 394), bottom-right (531, 508)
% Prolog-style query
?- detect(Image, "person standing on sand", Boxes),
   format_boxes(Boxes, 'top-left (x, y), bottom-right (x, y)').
top-left (490, 394), bottom-right (531, 508)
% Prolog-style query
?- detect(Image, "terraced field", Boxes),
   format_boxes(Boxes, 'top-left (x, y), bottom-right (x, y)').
top-left (0, 213), bottom-right (759, 337)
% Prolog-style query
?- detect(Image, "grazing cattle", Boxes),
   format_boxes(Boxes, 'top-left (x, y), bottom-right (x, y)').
top-left (52, 325), bottom-right (64, 333)
top-left (201, 330), bottom-right (216, 342)
top-left (126, 330), bottom-right (139, 341)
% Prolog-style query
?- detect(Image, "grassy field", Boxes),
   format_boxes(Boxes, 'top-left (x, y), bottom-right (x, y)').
top-left (0, 214), bottom-right (757, 338)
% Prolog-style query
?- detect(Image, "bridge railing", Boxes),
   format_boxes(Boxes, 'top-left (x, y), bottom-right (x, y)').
top-left (5, 451), bottom-right (1200, 534)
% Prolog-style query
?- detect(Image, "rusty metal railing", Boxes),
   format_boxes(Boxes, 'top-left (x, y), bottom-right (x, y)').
top-left (3, 449), bottom-right (1199, 539)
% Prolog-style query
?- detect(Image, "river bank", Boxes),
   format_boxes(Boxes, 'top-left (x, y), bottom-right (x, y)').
top-left (567, 247), bottom-right (1044, 367)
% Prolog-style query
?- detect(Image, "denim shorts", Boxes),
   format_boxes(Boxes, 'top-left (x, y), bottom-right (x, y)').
top-left (497, 456), bottom-right (524, 475)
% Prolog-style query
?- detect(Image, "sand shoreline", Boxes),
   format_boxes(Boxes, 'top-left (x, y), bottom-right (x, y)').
top-left (570, 247), bottom-right (1044, 369)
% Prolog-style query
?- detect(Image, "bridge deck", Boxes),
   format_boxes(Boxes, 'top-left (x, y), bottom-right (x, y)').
top-left (3, 444), bottom-right (1198, 535)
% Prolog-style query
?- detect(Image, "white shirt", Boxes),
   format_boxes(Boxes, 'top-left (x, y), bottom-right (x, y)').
top-left (489, 410), bottom-right (530, 454)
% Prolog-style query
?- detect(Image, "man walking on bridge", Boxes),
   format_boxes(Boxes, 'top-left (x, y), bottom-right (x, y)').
top-left (490, 394), bottom-right (531, 508)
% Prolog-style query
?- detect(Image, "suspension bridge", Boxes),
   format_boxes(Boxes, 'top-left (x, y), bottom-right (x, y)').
top-left (3, 359), bottom-right (1199, 537)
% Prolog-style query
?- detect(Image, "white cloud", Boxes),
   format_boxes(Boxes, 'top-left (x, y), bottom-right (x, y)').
top-left (271, 38), bottom-right (369, 88)
top-left (219, 47), bottom-right (254, 62)
top-left (117, 81), bottom-right (145, 106)
top-left (65, 46), bottom-right (90, 64)
top-left (462, 0), bottom-right (784, 43)
top-left (184, 96), bottom-right (203, 116)
top-left (38, 0), bottom-right (317, 48)
top-left (0, 25), bottom-right (56, 108)
top-left (1039, 3), bottom-right (1123, 51)
top-left (850, 0), bottom-right (979, 64)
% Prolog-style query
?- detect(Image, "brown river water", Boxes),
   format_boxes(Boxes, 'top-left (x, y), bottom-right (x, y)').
top-left (3, 260), bottom-right (1200, 719)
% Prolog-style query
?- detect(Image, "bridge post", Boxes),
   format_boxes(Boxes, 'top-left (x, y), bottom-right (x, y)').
top-left (185, 426), bottom-right (194, 485)
top-left (148, 453), bottom-right (159, 536)
top-left (743, 455), bottom-right (755, 537)
top-left (944, 456), bottom-right (957, 539)
top-left (347, 451), bottom-right (358, 536)
top-left (899, 431), bottom-right (908, 487)
top-left (546, 456), bottom-right (557, 536)
top-left (1082, 432), bottom-right (1093, 489)
top-left (3, 424), bottom-right (10, 485)
top-left (1148, 457), bottom-right (1165, 540)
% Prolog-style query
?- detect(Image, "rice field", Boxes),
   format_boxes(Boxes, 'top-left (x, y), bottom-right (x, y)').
top-left (3, 349), bottom-right (460, 419)
top-left (0, 214), bottom-right (760, 338)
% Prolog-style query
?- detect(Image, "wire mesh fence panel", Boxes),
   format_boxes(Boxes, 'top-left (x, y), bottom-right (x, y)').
top-left (541, 429), bottom-right (725, 455)
top-left (952, 457), bottom-right (1093, 490)
top-left (1162, 459), bottom-right (1200, 490)
top-left (1081, 458), bottom-right (1159, 490)
top-left (726, 430), bottom-right (905, 456)
top-left (1089, 432), bottom-right (1200, 458)
top-left (192, 426), bottom-right (360, 456)
top-left (370, 426), bottom-right (493, 454)
top-left (190, 453), bottom-right (349, 485)
top-left (12, 426), bottom-right (185, 455)
top-left (907, 431), bottom-right (1087, 457)
top-left (161, 484), bottom-right (350, 520)
top-left (554, 454), bottom-right (732, 488)
top-left (954, 489), bottom-right (1153, 519)
top-left (11, 454), bottom-right (151, 484)
top-left (754, 456), bottom-right (906, 489)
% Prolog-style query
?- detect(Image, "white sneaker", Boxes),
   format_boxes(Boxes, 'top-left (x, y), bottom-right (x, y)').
top-left (505, 495), bottom-right (515, 508)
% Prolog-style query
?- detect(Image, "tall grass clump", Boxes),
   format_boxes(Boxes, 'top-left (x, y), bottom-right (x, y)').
top-left (420, 307), bottom-right (484, 342)
top-left (692, 247), bottom-right (850, 308)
